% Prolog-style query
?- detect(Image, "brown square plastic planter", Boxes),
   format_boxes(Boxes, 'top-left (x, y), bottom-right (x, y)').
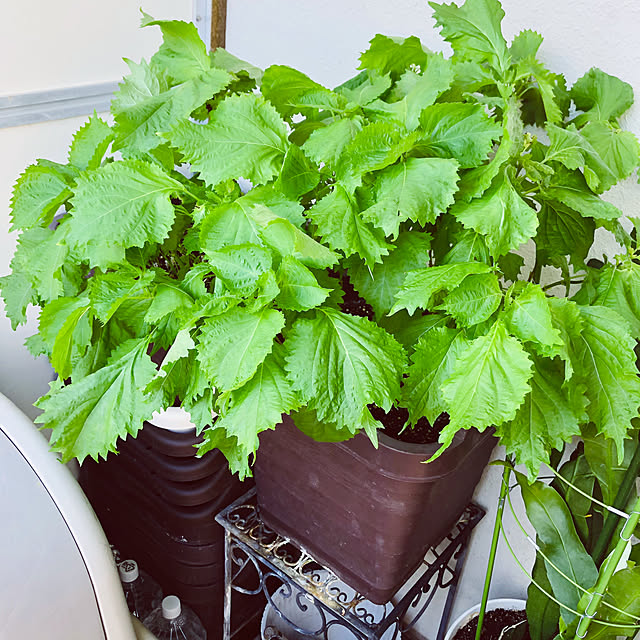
top-left (254, 416), bottom-right (496, 604)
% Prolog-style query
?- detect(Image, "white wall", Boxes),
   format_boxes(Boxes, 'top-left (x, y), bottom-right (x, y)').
top-left (225, 1), bottom-right (640, 635)
top-left (0, 1), bottom-right (194, 94)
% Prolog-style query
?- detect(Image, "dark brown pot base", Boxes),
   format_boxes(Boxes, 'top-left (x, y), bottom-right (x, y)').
top-left (255, 416), bottom-right (496, 604)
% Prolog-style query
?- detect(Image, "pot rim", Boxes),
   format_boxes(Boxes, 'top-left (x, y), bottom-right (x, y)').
top-left (444, 598), bottom-right (527, 640)
top-left (376, 427), bottom-right (467, 456)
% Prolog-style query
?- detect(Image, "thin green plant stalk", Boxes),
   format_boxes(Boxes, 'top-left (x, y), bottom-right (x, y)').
top-left (591, 433), bottom-right (640, 565)
top-left (475, 458), bottom-right (513, 640)
top-left (573, 494), bottom-right (640, 640)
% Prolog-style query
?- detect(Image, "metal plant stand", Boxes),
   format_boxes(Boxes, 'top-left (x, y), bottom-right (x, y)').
top-left (216, 488), bottom-right (484, 640)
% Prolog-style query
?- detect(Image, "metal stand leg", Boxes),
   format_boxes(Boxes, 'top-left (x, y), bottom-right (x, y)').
top-left (223, 529), bottom-right (232, 640)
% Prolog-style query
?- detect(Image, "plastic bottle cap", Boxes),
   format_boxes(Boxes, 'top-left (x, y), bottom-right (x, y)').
top-left (162, 595), bottom-right (181, 620)
top-left (118, 559), bottom-right (139, 583)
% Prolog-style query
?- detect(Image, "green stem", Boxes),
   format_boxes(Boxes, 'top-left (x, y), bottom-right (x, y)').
top-left (591, 433), bottom-right (640, 565)
top-left (529, 258), bottom-right (543, 285)
top-left (573, 494), bottom-right (640, 640)
top-left (475, 458), bottom-right (513, 640)
top-left (542, 278), bottom-right (585, 292)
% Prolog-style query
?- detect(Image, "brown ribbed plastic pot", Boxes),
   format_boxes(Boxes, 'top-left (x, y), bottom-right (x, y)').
top-left (254, 416), bottom-right (496, 604)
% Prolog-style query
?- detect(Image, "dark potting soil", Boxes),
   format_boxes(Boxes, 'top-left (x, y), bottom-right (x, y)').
top-left (453, 609), bottom-right (529, 640)
top-left (339, 274), bottom-right (375, 320)
top-left (370, 405), bottom-right (449, 445)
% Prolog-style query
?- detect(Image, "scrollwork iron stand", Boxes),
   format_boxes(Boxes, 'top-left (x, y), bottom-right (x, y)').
top-left (216, 488), bottom-right (484, 640)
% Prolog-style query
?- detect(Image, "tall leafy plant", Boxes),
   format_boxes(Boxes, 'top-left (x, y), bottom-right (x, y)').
top-left (2, 0), bottom-right (640, 480)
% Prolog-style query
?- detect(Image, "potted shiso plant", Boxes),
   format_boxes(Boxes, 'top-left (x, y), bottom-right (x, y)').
top-left (2, 0), bottom-right (640, 609)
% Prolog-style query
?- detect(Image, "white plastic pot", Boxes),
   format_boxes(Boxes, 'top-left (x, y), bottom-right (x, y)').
top-left (444, 598), bottom-right (527, 640)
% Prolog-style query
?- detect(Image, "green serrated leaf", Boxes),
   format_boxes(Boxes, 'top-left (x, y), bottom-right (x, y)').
top-left (545, 123), bottom-right (635, 194)
top-left (451, 170), bottom-right (538, 257)
top-left (498, 355), bottom-right (580, 479)
top-left (168, 93), bottom-right (288, 187)
top-left (113, 66), bottom-right (232, 155)
top-left (418, 102), bottom-right (502, 168)
top-left (402, 327), bottom-right (468, 424)
top-left (302, 116), bottom-right (364, 167)
top-left (575, 305), bottom-right (640, 455)
top-left (142, 14), bottom-right (210, 82)
top-left (197, 306), bottom-right (284, 392)
top-left (536, 201), bottom-right (595, 270)
top-left (276, 256), bottom-right (330, 311)
top-left (213, 344), bottom-right (299, 462)
top-left (504, 283), bottom-right (563, 351)
top-left (35, 338), bottom-right (157, 462)
top-left (350, 232), bottom-right (431, 319)
top-left (498, 253), bottom-right (525, 282)
top-left (206, 244), bottom-right (272, 296)
top-left (10, 164), bottom-right (73, 231)
top-left (262, 65), bottom-right (346, 118)
top-left (285, 308), bottom-right (406, 430)
top-left (358, 34), bottom-right (429, 78)
top-left (392, 261), bottom-right (493, 315)
top-left (429, 0), bottom-right (510, 74)
top-left (309, 185), bottom-right (391, 267)
top-left (581, 121), bottom-right (640, 188)
top-left (334, 70), bottom-right (391, 106)
top-left (591, 261), bottom-right (640, 339)
top-left (210, 47), bottom-right (263, 82)
top-left (335, 121), bottom-right (419, 190)
top-left (276, 144), bottom-right (320, 199)
top-left (571, 67), bottom-right (634, 127)
top-left (365, 54), bottom-right (453, 130)
top-left (438, 272), bottom-right (502, 326)
top-left (67, 160), bottom-right (182, 267)
top-left (509, 29), bottom-right (543, 61)
top-left (89, 270), bottom-right (155, 324)
top-left (144, 283), bottom-right (196, 324)
top-left (111, 58), bottom-right (170, 113)
top-left (361, 157), bottom-right (459, 237)
top-left (440, 319), bottom-right (533, 444)
top-left (68, 113), bottom-right (113, 170)
top-left (543, 168), bottom-right (621, 221)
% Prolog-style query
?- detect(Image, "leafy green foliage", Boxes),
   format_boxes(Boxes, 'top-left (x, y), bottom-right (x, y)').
top-left (68, 159), bottom-right (183, 266)
top-left (402, 327), bottom-right (467, 424)
top-left (196, 306), bottom-right (284, 392)
top-left (360, 157), bottom-right (459, 236)
top-left (168, 93), bottom-right (288, 187)
top-left (418, 103), bottom-right (502, 168)
top-left (10, 163), bottom-right (72, 231)
top-left (35, 339), bottom-right (157, 462)
top-left (516, 472), bottom-right (599, 624)
top-left (309, 185), bottom-right (391, 267)
top-left (349, 232), bottom-right (431, 318)
top-left (438, 320), bottom-right (532, 449)
top-left (392, 262), bottom-right (493, 315)
top-left (430, 0), bottom-right (510, 74)
top-left (284, 308), bottom-right (406, 432)
top-left (450, 170), bottom-right (538, 257)
top-left (3, 0), bottom-right (640, 489)
top-left (570, 68), bottom-right (634, 127)
top-left (574, 306), bottom-right (640, 455)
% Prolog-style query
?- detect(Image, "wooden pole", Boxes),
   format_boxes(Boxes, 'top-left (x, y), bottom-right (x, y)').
top-left (210, 0), bottom-right (227, 50)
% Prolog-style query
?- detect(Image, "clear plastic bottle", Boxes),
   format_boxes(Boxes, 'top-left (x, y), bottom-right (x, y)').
top-left (118, 559), bottom-right (163, 621)
top-left (143, 595), bottom-right (207, 640)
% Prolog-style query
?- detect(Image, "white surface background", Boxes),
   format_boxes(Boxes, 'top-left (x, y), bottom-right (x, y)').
top-left (1, 1), bottom-right (639, 637)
